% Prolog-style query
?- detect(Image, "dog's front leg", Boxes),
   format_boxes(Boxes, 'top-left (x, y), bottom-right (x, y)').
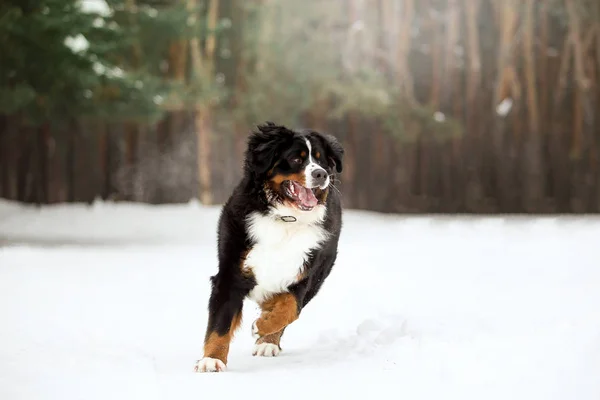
top-left (251, 279), bottom-right (310, 356)
top-left (194, 271), bottom-right (250, 373)
top-left (252, 292), bottom-right (300, 338)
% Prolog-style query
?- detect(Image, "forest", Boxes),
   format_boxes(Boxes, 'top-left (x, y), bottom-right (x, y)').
top-left (1, 0), bottom-right (600, 213)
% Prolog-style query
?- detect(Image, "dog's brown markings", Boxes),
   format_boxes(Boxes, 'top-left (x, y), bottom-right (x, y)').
top-left (300, 151), bottom-right (307, 158)
top-left (198, 249), bottom-right (250, 370)
top-left (266, 160), bottom-right (281, 177)
top-left (254, 293), bottom-right (299, 337)
top-left (254, 329), bottom-right (285, 351)
top-left (201, 311), bottom-right (242, 367)
top-left (269, 172), bottom-right (306, 186)
top-left (267, 172), bottom-right (307, 204)
top-left (315, 151), bottom-right (321, 159)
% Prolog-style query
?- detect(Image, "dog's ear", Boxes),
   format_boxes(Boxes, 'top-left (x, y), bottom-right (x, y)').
top-left (245, 122), bottom-right (294, 175)
top-left (318, 133), bottom-right (344, 173)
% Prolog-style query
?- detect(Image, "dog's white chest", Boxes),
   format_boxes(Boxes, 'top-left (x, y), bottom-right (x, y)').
top-left (244, 210), bottom-right (328, 303)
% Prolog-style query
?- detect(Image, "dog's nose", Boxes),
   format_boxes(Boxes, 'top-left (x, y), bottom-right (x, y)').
top-left (311, 168), bottom-right (328, 186)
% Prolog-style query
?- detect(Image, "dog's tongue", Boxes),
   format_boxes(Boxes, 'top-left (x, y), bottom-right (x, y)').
top-left (295, 183), bottom-right (318, 208)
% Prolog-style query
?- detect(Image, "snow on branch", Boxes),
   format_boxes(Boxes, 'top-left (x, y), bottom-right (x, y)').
top-left (64, 34), bottom-right (89, 53)
top-left (93, 62), bottom-right (124, 78)
top-left (496, 98), bottom-right (513, 117)
top-left (79, 0), bottom-right (111, 16)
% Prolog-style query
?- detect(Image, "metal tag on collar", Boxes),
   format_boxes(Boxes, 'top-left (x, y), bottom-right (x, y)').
top-left (280, 215), bottom-right (297, 222)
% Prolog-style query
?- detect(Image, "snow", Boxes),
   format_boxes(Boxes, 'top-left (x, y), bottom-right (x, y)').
top-left (92, 62), bottom-right (124, 78)
top-left (79, 0), bottom-right (111, 16)
top-left (220, 18), bottom-right (232, 29)
top-left (144, 7), bottom-right (159, 18)
top-left (496, 98), bottom-right (513, 116)
top-left (433, 111), bottom-right (446, 122)
top-left (64, 34), bottom-right (89, 54)
top-left (350, 20), bottom-right (365, 32)
top-left (454, 45), bottom-right (465, 57)
top-left (92, 17), bottom-right (105, 28)
top-left (1, 199), bottom-right (600, 400)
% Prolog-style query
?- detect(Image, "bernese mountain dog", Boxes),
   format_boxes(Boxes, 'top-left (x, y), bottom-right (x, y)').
top-left (194, 121), bottom-right (344, 372)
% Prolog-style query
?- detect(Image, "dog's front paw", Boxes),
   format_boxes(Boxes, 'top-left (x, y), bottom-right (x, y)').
top-left (194, 357), bottom-right (226, 373)
top-left (252, 342), bottom-right (281, 357)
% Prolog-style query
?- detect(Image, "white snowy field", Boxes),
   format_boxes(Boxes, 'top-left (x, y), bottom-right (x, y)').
top-left (1, 199), bottom-right (599, 400)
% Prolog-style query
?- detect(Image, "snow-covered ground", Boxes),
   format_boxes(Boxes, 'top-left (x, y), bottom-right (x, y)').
top-left (1, 199), bottom-right (599, 400)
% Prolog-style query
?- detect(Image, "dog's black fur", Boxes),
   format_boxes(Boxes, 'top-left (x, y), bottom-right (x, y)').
top-left (197, 122), bottom-right (344, 371)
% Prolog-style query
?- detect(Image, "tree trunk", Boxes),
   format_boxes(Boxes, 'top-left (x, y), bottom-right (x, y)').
top-left (123, 0), bottom-right (143, 202)
top-left (522, 0), bottom-right (543, 210)
top-left (565, 0), bottom-right (589, 159)
top-left (188, 0), bottom-right (216, 204)
top-left (195, 106), bottom-right (213, 205)
top-left (17, 128), bottom-right (29, 203)
top-left (125, 122), bottom-right (138, 200)
top-left (442, 0), bottom-right (459, 104)
top-left (395, 0), bottom-right (415, 103)
top-left (99, 123), bottom-right (110, 200)
top-left (66, 120), bottom-right (76, 202)
top-left (464, 0), bottom-right (483, 208)
top-left (428, 0), bottom-right (441, 109)
top-left (0, 115), bottom-right (8, 198)
top-left (492, 0), bottom-right (518, 210)
top-left (155, 116), bottom-right (170, 204)
top-left (37, 123), bottom-right (51, 205)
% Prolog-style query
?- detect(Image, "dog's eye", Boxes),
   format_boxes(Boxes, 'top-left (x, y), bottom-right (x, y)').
top-left (291, 157), bottom-right (302, 165)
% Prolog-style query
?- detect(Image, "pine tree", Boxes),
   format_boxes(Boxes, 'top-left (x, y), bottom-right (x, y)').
top-left (0, 0), bottom-right (190, 127)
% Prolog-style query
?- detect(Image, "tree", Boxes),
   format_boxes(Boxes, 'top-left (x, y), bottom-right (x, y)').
top-left (0, 0), bottom-right (171, 125)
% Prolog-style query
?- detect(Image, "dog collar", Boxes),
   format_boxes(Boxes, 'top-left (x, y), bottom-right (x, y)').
top-left (279, 216), bottom-right (297, 222)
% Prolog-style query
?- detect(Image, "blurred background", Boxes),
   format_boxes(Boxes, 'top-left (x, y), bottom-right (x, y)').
top-left (1, 0), bottom-right (599, 214)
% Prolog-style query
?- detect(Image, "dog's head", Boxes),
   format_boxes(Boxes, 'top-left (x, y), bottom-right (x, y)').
top-left (244, 121), bottom-right (344, 213)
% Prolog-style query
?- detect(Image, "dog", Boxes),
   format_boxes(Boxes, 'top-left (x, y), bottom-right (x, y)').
top-left (194, 121), bottom-right (344, 372)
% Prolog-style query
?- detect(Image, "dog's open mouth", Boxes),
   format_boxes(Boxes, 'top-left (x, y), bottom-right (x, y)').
top-left (283, 180), bottom-right (319, 211)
